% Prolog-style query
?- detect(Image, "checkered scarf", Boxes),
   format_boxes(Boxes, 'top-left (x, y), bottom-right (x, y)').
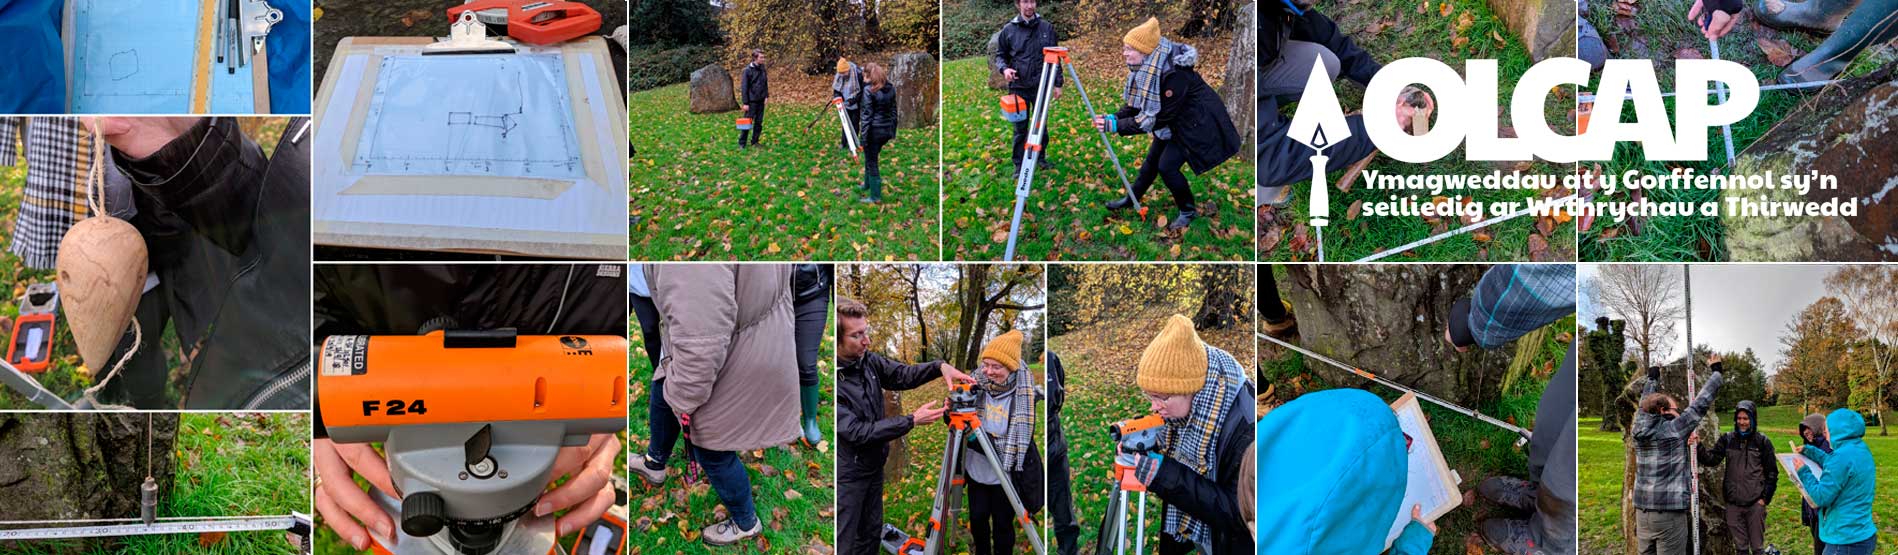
top-left (1122, 39), bottom-right (1196, 140)
top-left (1159, 344), bottom-right (1244, 546)
top-left (978, 367), bottom-right (1037, 472)
top-left (2, 118), bottom-right (95, 270)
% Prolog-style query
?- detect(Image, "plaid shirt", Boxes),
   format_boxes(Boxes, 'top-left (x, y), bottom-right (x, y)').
top-left (1464, 264), bottom-right (1577, 349)
top-left (0, 117), bottom-right (94, 270)
top-left (1630, 369), bottom-right (1725, 511)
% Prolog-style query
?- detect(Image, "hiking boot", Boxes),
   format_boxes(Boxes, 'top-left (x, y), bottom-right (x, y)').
top-left (1480, 518), bottom-right (1542, 554)
top-left (1478, 476), bottom-right (1537, 511)
top-left (1166, 210), bottom-right (1198, 231)
top-left (631, 455), bottom-right (667, 486)
top-left (1037, 157), bottom-right (1051, 170)
top-left (1107, 196), bottom-right (1140, 211)
top-left (701, 517), bottom-right (762, 546)
top-left (1256, 185), bottom-right (1291, 207)
top-left (1262, 301), bottom-right (1298, 340)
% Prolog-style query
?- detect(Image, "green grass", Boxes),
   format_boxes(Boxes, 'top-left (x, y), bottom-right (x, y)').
top-left (624, 313), bottom-right (836, 553)
top-left (1578, 406), bottom-right (1898, 554)
top-left (1576, 0), bottom-right (1898, 261)
top-left (628, 83), bottom-right (940, 261)
top-left (1261, 315), bottom-right (1573, 553)
top-left (884, 364), bottom-right (1047, 553)
top-left (1263, 0), bottom-right (1577, 262)
top-left (6, 413), bottom-right (311, 555)
top-left (939, 51), bottom-right (1254, 261)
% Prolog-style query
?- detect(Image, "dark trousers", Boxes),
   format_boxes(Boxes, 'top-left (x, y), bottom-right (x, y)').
top-left (1047, 419), bottom-right (1079, 555)
top-left (1259, 265), bottom-right (1287, 322)
top-left (1724, 502), bottom-right (1765, 551)
top-left (644, 379), bottom-right (758, 528)
top-left (738, 102), bottom-right (764, 146)
top-left (1813, 524), bottom-right (1827, 555)
top-left (629, 293), bottom-right (660, 369)
top-left (1130, 138), bottom-right (1196, 212)
top-left (968, 482), bottom-right (1016, 555)
top-left (1008, 89), bottom-right (1043, 165)
top-left (837, 473), bottom-right (885, 555)
top-left (863, 133), bottom-right (889, 180)
top-left (793, 293), bottom-right (828, 387)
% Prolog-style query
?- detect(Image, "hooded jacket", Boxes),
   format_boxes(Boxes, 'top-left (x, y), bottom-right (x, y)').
top-left (1799, 413), bottom-right (1833, 528)
top-left (1798, 408), bottom-right (1878, 545)
top-left (1698, 400), bottom-right (1777, 506)
top-left (647, 264), bottom-right (801, 452)
top-left (1257, 389), bottom-right (1434, 555)
top-left (992, 14), bottom-right (1063, 96)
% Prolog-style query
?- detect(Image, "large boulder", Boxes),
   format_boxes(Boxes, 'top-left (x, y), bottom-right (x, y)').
top-left (987, 32), bottom-right (1008, 90)
top-left (0, 413), bottom-right (179, 554)
top-left (1222, 2), bottom-right (1258, 161)
top-left (890, 52), bottom-right (939, 128)
top-left (688, 63), bottom-right (738, 114)
top-left (1281, 265), bottom-right (1523, 407)
top-left (1725, 61), bottom-right (1898, 261)
top-left (1486, 0), bottom-right (1578, 61)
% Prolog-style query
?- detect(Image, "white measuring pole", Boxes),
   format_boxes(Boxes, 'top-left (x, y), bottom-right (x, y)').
top-left (1684, 264), bottom-right (1700, 555)
top-left (835, 99), bottom-right (860, 158)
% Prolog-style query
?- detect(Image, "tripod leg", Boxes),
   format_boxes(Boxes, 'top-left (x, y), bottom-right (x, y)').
top-left (1061, 60), bottom-right (1141, 215)
top-left (1004, 61), bottom-right (1060, 261)
top-left (925, 428), bottom-right (964, 555)
top-left (1115, 491), bottom-right (1129, 555)
top-left (1134, 492), bottom-right (1146, 555)
top-left (969, 432), bottom-right (1049, 555)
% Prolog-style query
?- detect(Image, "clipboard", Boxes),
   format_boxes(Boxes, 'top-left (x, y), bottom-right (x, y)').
top-left (1385, 392), bottom-right (1463, 549)
top-left (1778, 441), bottom-right (1824, 506)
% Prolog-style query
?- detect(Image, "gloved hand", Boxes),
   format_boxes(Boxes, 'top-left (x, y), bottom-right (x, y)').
top-left (1117, 448), bottom-right (1162, 491)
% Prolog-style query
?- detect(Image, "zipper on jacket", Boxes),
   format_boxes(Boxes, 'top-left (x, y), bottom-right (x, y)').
top-left (242, 359), bottom-right (311, 410)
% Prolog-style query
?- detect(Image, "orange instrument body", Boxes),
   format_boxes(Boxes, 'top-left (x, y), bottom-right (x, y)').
top-left (1110, 414), bottom-right (1166, 492)
top-left (446, 0), bottom-right (602, 45)
top-left (316, 331), bottom-right (627, 432)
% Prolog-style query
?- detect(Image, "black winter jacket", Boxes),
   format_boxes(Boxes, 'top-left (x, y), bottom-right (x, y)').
top-left (1147, 379), bottom-right (1255, 554)
top-left (859, 85), bottom-right (898, 143)
top-left (1113, 66), bottom-right (1241, 174)
top-left (117, 117), bottom-right (312, 409)
top-left (837, 352), bottom-right (942, 481)
top-left (741, 63), bottom-right (768, 105)
top-left (1699, 400), bottom-right (1779, 506)
top-left (992, 15), bottom-right (1063, 94)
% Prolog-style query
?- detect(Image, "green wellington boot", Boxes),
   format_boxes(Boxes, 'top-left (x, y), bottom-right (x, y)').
top-left (800, 384), bottom-right (823, 445)
top-left (1779, 0), bottom-right (1898, 85)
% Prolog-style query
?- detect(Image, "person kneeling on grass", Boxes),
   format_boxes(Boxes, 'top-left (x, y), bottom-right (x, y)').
top-left (1794, 408), bottom-right (1879, 555)
top-left (1094, 17), bottom-right (1240, 232)
top-left (1697, 398), bottom-right (1777, 555)
top-left (1257, 388), bottom-right (1445, 555)
top-left (1119, 315), bottom-right (1254, 554)
top-left (1630, 359), bottom-right (1724, 555)
top-left (857, 62), bottom-right (898, 204)
top-left (1799, 413), bottom-right (1835, 555)
top-left (964, 330), bottom-right (1045, 555)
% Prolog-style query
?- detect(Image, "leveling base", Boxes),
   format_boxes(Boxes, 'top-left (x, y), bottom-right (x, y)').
top-left (367, 489), bottom-right (561, 555)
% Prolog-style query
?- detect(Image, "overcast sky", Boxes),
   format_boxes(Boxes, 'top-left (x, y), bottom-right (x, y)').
top-left (1579, 264), bottom-right (1840, 374)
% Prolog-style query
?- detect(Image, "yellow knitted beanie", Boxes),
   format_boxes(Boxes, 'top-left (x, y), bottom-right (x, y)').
top-left (980, 329), bottom-right (1025, 371)
top-left (835, 58), bottom-right (851, 74)
top-left (1123, 17), bottom-right (1161, 55)
top-left (1137, 314), bottom-right (1207, 394)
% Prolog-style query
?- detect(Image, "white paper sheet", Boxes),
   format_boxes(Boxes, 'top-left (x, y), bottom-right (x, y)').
top-left (1385, 394), bottom-right (1462, 549)
top-left (1778, 451), bottom-right (1824, 505)
top-left (352, 53), bottom-right (582, 178)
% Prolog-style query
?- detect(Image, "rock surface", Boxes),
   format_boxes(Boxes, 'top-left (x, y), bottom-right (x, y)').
top-left (1726, 61), bottom-right (1898, 261)
top-left (1487, 0), bottom-right (1580, 61)
top-left (0, 413), bottom-right (179, 554)
top-left (986, 32), bottom-right (1008, 90)
top-left (1223, 2), bottom-right (1258, 161)
top-left (688, 64), bottom-right (738, 114)
top-left (890, 52), bottom-right (939, 129)
top-left (1282, 265), bottom-right (1520, 407)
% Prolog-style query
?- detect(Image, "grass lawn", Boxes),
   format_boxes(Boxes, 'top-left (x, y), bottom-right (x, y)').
top-left (629, 83), bottom-right (940, 261)
top-left (12, 413), bottom-right (311, 555)
top-left (623, 313), bottom-right (836, 554)
top-left (938, 39), bottom-right (1254, 262)
top-left (1261, 315), bottom-right (1573, 554)
top-left (1578, 406), bottom-right (1898, 554)
top-left (0, 118), bottom-right (286, 409)
top-left (883, 363), bottom-right (1048, 553)
top-left (1576, 0), bottom-right (1898, 261)
top-left (1262, 0), bottom-right (1577, 262)
top-left (1049, 308), bottom-right (1253, 554)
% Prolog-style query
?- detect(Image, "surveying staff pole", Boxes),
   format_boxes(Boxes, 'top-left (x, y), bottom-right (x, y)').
top-left (1684, 264), bottom-right (1700, 555)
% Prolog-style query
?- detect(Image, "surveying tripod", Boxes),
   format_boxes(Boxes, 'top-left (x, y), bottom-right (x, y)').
top-left (1095, 414), bottom-right (1164, 555)
top-left (1003, 46), bottom-right (1142, 261)
top-left (882, 384), bottom-right (1048, 555)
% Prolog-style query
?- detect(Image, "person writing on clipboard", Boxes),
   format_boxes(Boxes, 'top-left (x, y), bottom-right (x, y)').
top-left (1791, 408), bottom-right (1879, 555)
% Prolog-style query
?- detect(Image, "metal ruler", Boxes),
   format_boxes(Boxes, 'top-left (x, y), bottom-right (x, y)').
top-left (0, 514), bottom-right (309, 542)
top-left (1259, 332), bottom-right (1534, 443)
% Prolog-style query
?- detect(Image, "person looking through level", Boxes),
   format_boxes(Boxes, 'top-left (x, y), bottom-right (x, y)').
top-left (1119, 314), bottom-right (1253, 553)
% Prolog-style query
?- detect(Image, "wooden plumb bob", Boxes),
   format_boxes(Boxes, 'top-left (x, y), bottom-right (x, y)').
top-left (55, 216), bottom-right (148, 372)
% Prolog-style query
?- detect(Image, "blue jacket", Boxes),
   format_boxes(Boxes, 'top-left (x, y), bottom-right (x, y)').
top-left (1798, 409), bottom-right (1878, 545)
top-left (0, 0), bottom-right (63, 113)
top-left (1257, 389), bottom-right (1433, 554)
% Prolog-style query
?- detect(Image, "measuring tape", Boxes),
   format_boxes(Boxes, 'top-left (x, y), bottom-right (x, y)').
top-left (0, 514), bottom-right (310, 543)
top-left (1258, 332), bottom-right (1534, 443)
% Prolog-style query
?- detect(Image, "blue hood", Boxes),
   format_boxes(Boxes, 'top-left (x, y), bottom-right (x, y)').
top-left (1257, 389), bottom-right (1407, 554)
top-left (1828, 408), bottom-right (1865, 448)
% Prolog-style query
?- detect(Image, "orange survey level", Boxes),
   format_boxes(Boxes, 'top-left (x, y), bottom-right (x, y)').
top-left (447, 0), bottom-right (603, 45)
top-left (1111, 413), bottom-right (1165, 438)
top-left (317, 331), bottom-right (627, 429)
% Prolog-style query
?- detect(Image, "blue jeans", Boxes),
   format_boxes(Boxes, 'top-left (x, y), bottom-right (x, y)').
top-left (1826, 536), bottom-right (1877, 555)
top-left (644, 379), bottom-right (759, 529)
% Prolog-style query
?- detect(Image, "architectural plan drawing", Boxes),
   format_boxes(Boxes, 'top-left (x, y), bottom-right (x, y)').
top-left (351, 53), bottom-right (583, 179)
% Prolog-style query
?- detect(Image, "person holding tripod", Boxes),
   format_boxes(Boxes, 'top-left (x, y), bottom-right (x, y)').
top-left (1095, 17), bottom-right (1240, 232)
top-left (832, 57), bottom-right (866, 151)
top-left (963, 330), bottom-right (1044, 555)
top-left (992, 0), bottom-right (1062, 173)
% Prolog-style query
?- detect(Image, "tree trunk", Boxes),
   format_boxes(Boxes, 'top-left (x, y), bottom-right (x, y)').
top-left (1192, 265), bottom-right (1247, 330)
top-left (881, 391), bottom-right (907, 479)
top-left (0, 413), bottom-right (179, 554)
top-left (1282, 265), bottom-right (1517, 407)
